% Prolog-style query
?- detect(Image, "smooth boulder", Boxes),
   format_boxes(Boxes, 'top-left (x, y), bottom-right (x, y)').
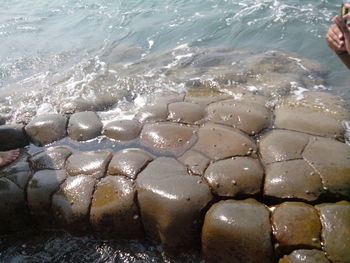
top-left (136, 157), bottom-right (213, 248)
top-left (25, 114), bottom-right (67, 146)
top-left (66, 150), bottom-right (112, 179)
top-left (202, 199), bottom-right (274, 263)
top-left (90, 176), bottom-right (143, 239)
top-left (103, 119), bottom-right (142, 141)
top-left (67, 111), bottom-right (103, 141)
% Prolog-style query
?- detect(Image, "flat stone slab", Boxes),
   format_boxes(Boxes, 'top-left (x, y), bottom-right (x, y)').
top-left (202, 199), bottom-right (274, 263)
top-left (193, 123), bottom-right (257, 161)
top-left (264, 160), bottom-right (323, 202)
top-left (140, 122), bottom-right (197, 156)
top-left (134, 103), bottom-right (168, 123)
top-left (316, 201), bottom-right (350, 263)
top-left (90, 176), bottom-right (143, 239)
top-left (259, 130), bottom-right (310, 164)
top-left (25, 114), bottom-right (67, 146)
top-left (103, 119), bottom-right (142, 141)
top-left (67, 111), bottom-right (102, 141)
top-left (206, 99), bottom-right (272, 135)
top-left (30, 146), bottom-right (72, 171)
top-left (108, 149), bottom-right (153, 179)
top-left (204, 157), bottom-right (264, 197)
top-left (66, 150), bottom-right (112, 179)
top-left (178, 150), bottom-right (210, 176)
top-left (168, 102), bottom-right (205, 124)
top-left (303, 137), bottom-right (350, 199)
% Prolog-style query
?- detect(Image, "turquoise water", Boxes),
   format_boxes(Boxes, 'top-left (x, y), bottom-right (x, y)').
top-left (0, 0), bottom-right (348, 91)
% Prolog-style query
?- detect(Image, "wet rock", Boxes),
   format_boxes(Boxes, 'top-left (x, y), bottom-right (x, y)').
top-left (303, 137), bottom-right (350, 199)
top-left (92, 93), bottom-right (121, 111)
top-left (30, 146), bottom-right (72, 171)
top-left (282, 92), bottom-right (350, 120)
top-left (0, 114), bottom-right (6, 125)
top-left (202, 199), bottom-right (273, 263)
top-left (204, 157), bottom-right (264, 197)
top-left (150, 92), bottom-right (185, 105)
top-left (259, 130), bottom-right (310, 164)
top-left (66, 150), bottom-right (112, 179)
top-left (274, 92), bottom-right (350, 140)
top-left (67, 111), bottom-right (103, 141)
top-left (0, 178), bottom-right (26, 233)
top-left (25, 114), bottom-right (67, 146)
top-left (316, 201), bottom-right (350, 263)
top-left (279, 249), bottom-right (330, 263)
top-left (52, 175), bottom-right (96, 235)
top-left (90, 176), bottom-right (143, 239)
top-left (27, 170), bottom-right (67, 219)
top-left (264, 160), bottom-right (323, 202)
top-left (103, 119), bottom-right (142, 141)
top-left (168, 102), bottom-right (205, 124)
top-left (185, 93), bottom-right (232, 106)
top-left (272, 202), bottom-right (322, 254)
top-left (193, 123), bottom-right (257, 161)
top-left (206, 99), bottom-right (272, 135)
top-left (0, 160), bottom-right (32, 190)
top-left (134, 103), bottom-right (168, 123)
top-left (178, 150), bottom-right (210, 176)
top-left (274, 105), bottom-right (345, 139)
top-left (136, 157), bottom-right (213, 248)
top-left (108, 149), bottom-right (153, 179)
top-left (0, 125), bottom-right (28, 151)
top-left (140, 122), bottom-right (197, 156)
top-left (60, 98), bottom-right (95, 115)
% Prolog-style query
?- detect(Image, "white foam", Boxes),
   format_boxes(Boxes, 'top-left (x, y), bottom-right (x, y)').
top-left (344, 121), bottom-right (350, 145)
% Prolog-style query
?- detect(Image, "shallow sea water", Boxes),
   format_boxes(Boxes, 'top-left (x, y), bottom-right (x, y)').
top-left (0, 0), bottom-right (350, 262)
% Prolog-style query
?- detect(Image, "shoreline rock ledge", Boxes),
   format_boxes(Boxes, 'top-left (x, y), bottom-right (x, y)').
top-left (0, 90), bottom-right (349, 263)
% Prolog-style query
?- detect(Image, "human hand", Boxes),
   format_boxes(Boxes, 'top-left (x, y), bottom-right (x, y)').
top-left (326, 16), bottom-right (346, 54)
top-left (335, 4), bottom-right (350, 54)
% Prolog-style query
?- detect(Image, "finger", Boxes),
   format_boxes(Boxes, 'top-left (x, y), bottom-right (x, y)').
top-left (328, 24), bottom-right (344, 42)
top-left (343, 14), bottom-right (350, 20)
top-left (335, 16), bottom-right (347, 32)
top-left (327, 30), bottom-right (343, 47)
top-left (333, 15), bottom-right (341, 22)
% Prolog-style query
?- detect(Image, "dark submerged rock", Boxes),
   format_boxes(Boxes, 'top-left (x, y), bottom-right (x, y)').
top-left (27, 169), bottom-right (67, 220)
top-left (0, 125), bottom-right (28, 151)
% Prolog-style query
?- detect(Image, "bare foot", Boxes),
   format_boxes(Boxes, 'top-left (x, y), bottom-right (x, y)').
top-left (0, 149), bottom-right (20, 167)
